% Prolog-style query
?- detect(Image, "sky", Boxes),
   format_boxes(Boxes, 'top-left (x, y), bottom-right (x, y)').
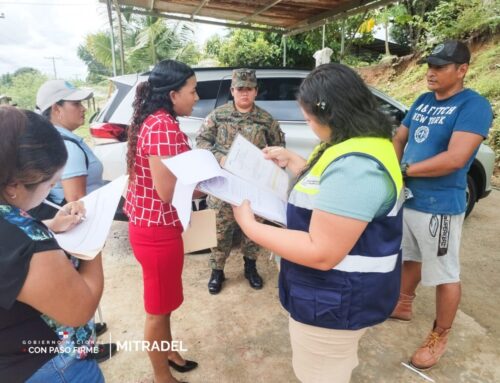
top-left (0, 0), bottom-right (225, 80)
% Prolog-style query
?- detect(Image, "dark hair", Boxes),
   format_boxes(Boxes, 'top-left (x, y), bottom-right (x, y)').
top-left (297, 63), bottom-right (393, 179)
top-left (41, 100), bottom-right (64, 120)
top-left (0, 106), bottom-right (68, 196)
top-left (127, 60), bottom-right (195, 176)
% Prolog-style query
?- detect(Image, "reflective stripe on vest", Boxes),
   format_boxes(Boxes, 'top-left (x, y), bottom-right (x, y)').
top-left (334, 252), bottom-right (399, 273)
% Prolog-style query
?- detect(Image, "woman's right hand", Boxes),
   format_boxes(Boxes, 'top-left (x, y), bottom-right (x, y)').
top-left (263, 146), bottom-right (307, 176)
top-left (263, 146), bottom-right (290, 168)
top-left (45, 201), bottom-right (86, 233)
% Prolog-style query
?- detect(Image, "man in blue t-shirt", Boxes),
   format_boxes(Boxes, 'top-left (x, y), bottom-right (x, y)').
top-left (391, 40), bottom-right (493, 370)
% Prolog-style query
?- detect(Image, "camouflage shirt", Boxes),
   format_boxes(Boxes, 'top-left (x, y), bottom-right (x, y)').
top-left (196, 102), bottom-right (285, 163)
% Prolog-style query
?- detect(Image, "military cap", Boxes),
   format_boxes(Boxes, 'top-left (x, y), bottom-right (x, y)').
top-left (231, 68), bottom-right (257, 88)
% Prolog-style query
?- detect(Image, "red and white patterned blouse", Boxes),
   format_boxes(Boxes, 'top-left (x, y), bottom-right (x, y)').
top-left (124, 109), bottom-right (190, 227)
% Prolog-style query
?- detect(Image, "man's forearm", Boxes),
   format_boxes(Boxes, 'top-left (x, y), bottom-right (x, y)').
top-left (407, 151), bottom-right (466, 178)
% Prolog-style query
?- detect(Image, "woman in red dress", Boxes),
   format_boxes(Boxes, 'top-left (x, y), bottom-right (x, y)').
top-left (124, 60), bottom-right (199, 383)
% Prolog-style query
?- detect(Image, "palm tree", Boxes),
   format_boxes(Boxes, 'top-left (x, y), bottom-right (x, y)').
top-left (127, 16), bottom-right (195, 71)
top-left (78, 12), bottom-right (197, 79)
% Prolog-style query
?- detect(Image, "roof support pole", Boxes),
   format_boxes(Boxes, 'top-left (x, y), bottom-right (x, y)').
top-left (322, 24), bottom-right (325, 49)
top-left (340, 17), bottom-right (345, 63)
top-left (113, 0), bottom-right (126, 75)
top-left (282, 35), bottom-right (287, 67)
top-left (105, 0), bottom-right (117, 77)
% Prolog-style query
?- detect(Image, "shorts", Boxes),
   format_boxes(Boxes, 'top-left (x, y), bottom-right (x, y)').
top-left (129, 223), bottom-right (184, 315)
top-left (288, 317), bottom-right (367, 383)
top-left (402, 207), bottom-right (464, 286)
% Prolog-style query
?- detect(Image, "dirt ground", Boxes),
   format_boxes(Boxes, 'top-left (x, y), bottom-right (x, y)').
top-left (98, 190), bottom-right (500, 383)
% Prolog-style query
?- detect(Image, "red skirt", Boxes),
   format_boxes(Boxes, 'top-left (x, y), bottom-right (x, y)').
top-left (128, 223), bottom-right (184, 314)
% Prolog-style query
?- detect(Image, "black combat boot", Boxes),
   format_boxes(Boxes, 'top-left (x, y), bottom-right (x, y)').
top-left (243, 257), bottom-right (263, 289)
top-left (208, 269), bottom-right (225, 294)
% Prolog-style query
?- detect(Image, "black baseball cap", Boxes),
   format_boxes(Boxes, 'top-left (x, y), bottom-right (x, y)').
top-left (422, 40), bottom-right (471, 66)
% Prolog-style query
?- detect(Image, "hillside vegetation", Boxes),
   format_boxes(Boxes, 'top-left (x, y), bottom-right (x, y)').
top-left (358, 34), bottom-right (500, 170)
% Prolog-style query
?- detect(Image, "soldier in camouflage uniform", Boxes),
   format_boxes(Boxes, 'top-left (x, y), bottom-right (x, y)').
top-left (196, 68), bottom-right (285, 294)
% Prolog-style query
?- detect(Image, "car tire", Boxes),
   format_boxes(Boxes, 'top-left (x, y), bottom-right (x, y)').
top-left (465, 175), bottom-right (477, 218)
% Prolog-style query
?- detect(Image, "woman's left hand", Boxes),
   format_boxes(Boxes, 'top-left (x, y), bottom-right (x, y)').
top-left (47, 201), bottom-right (86, 233)
top-left (232, 200), bottom-right (256, 230)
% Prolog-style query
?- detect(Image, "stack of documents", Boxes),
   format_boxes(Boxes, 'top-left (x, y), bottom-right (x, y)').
top-left (54, 175), bottom-right (128, 260)
top-left (164, 134), bottom-right (289, 229)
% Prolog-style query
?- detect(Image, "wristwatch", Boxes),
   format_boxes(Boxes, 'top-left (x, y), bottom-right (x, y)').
top-left (400, 162), bottom-right (410, 178)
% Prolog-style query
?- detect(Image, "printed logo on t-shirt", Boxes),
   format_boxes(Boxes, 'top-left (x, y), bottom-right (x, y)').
top-left (414, 126), bottom-right (429, 143)
top-left (411, 104), bottom-right (457, 127)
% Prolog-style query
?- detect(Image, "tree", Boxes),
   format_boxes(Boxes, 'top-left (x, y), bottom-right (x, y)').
top-left (391, 0), bottom-right (441, 49)
top-left (78, 12), bottom-right (197, 81)
top-left (217, 29), bottom-right (280, 67)
top-left (77, 33), bottom-right (114, 83)
top-left (177, 42), bottom-right (203, 66)
top-left (204, 35), bottom-right (223, 58)
top-left (0, 69), bottom-right (47, 109)
top-left (425, 0), bottom-right (500, 42)
top-left (209, 13), bottom-right (375, 69)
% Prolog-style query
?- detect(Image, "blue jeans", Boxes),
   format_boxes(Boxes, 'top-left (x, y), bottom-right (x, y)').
top-left (26, 354), bottom-right (104, 383)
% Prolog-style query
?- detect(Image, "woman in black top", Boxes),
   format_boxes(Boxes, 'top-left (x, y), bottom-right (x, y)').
top-left (0, 106), bottom-right (104, 382)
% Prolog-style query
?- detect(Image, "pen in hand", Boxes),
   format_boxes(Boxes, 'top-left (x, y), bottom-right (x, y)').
top-left (42, 199), bottom-right (86, 221)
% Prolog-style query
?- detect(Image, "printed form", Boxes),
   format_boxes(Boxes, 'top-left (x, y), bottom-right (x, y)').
top-left (163, 136), bottom-right (289, 229)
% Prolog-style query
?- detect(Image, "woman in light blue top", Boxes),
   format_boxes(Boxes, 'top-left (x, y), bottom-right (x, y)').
top-left (36, 79), bottom-right (103, 204)
top-left (34, 80), bottom-right (115, 361)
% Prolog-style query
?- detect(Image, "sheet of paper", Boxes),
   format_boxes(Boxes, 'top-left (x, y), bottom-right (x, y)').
top-left (224, 134), bottom-right (289, 201)
top-left (164, 149), bottom-right (223, 184)
top-left (171, 182), bottom-right (197, 230)
top-left (164, 148), bottom-right (287, 227)
top-left (163, 149), bottom-right (224, 230)
top-left (54, 175), bottom-right (128, 260)
top-left (199, 170), bottom-right (287, 226)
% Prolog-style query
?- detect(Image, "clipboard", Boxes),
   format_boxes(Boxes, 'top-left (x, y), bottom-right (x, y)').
top-left (182, 209), bottom-right (217, 254)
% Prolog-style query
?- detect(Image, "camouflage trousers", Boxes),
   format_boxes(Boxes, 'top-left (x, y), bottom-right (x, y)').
top-left (208, 197), bottom-right (268, 270)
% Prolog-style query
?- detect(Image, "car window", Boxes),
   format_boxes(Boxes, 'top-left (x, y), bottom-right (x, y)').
top-left (224, 77), bottom-right (305, 121)
top-left (256, 78), bottom-right (302, 101)
top-left (95, 82), bottom-right (133, 123)
top-left (255, 78), bottom-right (304, 121)
top-left (191, 80), bottom-right (220, 118)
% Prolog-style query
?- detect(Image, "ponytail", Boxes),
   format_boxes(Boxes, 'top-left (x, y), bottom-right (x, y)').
top-left (127, 81), bottom-right (151, 177)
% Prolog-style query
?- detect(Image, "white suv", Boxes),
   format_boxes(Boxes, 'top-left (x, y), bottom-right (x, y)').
top-left (90, 68), bottom-right (495, 217)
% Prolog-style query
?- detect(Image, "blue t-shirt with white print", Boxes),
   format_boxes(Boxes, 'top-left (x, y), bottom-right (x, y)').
top-left (401, 88), bottom-right (492, 214)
